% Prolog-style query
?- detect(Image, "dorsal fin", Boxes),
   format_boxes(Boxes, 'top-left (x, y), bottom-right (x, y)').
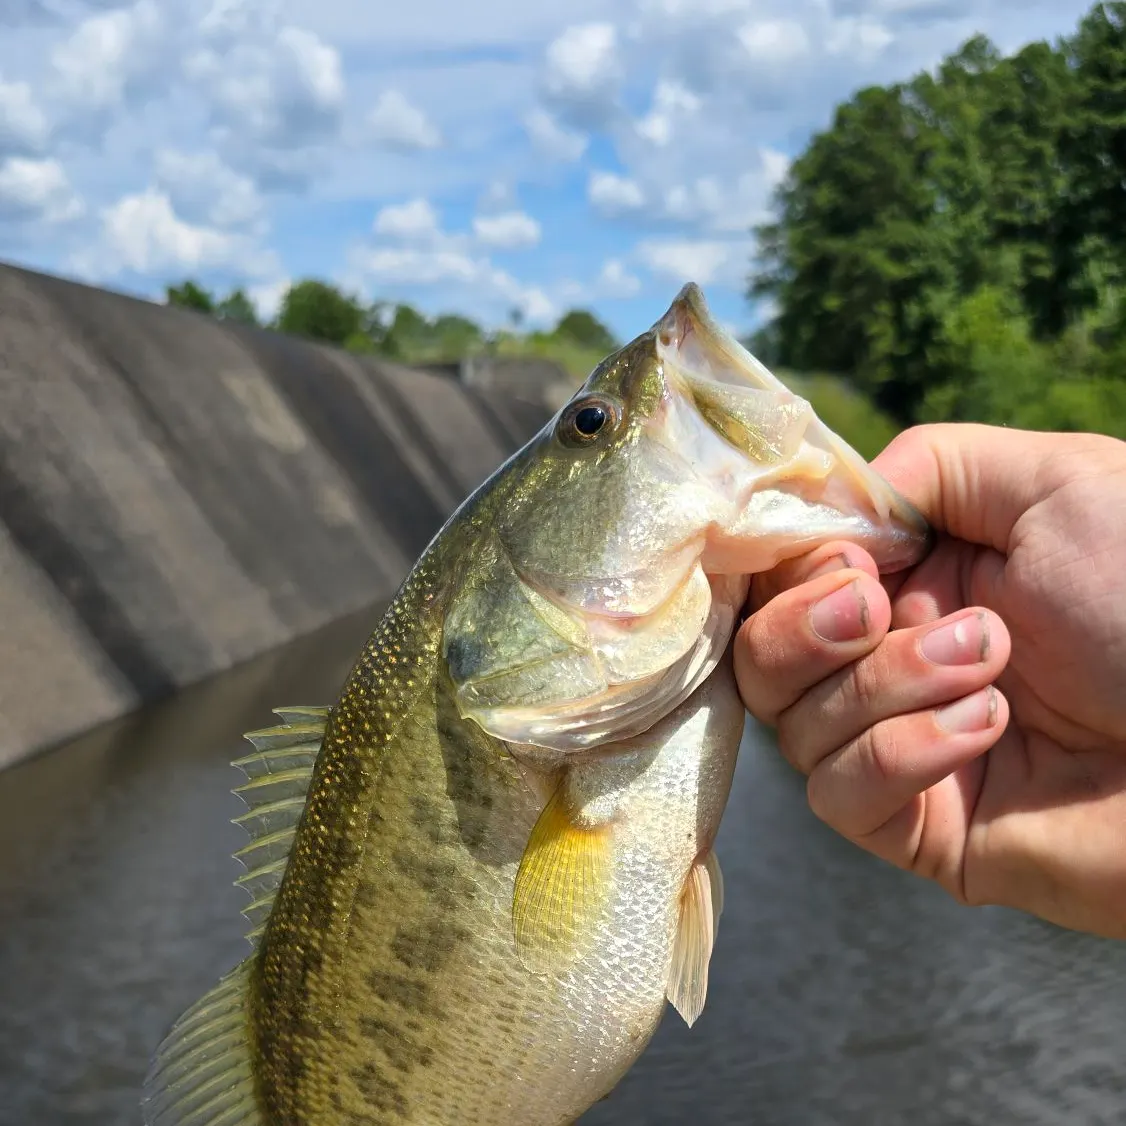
top-left (230, 705), bottom-right (328, 948)
top-left (140, 706), bottom-right (330, 1125)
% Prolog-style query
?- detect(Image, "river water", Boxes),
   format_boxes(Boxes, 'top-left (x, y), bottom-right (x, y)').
top-left (1, 605), bottom-right (1124, 1125)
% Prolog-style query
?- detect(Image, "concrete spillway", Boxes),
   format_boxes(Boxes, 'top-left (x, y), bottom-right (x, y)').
top-left (0, 263), bottom-right (549, 767)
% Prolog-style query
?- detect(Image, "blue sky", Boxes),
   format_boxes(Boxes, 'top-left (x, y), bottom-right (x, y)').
top-left (0, 0), bottom-right (1100, 343)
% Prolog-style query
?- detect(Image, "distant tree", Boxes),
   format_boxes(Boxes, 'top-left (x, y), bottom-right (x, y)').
top-left (553, 309), bottom-right (618, 353)
top-left (277, 280), bottom-right (366, 345)
top-left (430, 313), bottom-right (484, 359)
top-left (215, 288), bottom-right (259, 326)
top-left (381, 303), bottom-right (429, 359)
top-left (166, 280), bottom-right (215, 314)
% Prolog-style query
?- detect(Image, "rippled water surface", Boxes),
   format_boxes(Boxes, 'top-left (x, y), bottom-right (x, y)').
top-left (1, 606), bottom-right (1124, 1125)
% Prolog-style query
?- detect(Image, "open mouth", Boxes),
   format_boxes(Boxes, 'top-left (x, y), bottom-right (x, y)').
top-left (652, 283), bottom-right (933, 575)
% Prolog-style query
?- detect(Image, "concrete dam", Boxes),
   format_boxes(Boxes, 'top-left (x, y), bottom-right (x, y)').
top-left (0, 262), bottom-right (549, 768)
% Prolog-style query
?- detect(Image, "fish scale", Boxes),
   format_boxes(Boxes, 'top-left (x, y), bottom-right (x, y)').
top-left (142, 284), bottom-right (931, 1126)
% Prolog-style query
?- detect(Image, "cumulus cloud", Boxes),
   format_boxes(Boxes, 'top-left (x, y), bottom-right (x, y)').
top-left (50, 0), bottom-right (166, 111)
top-left (370, 90), bottom-right (441, 150)
top-left (472, 210), bottom-right (541, 250)
top-left (635, 81), bottom-right (701, 147)
top-left (186, 24), bottom-right (344, 149)
top-left (0, 75), bottom-right (48, 155)
top-left (249, 275), bottom-right (291, 321)
top-left (373, 198), bottom-right (442, 242)
top-left (737, 19), bottom-right (811, 62)
top-left (0, 157), bottom-right (83, 223)
top-left (637, 238), bottom-right (751, 287)
top-left (588, 171), bottom-right (646, 216)
top-left (596, 258), bottom-right (641, 298)
top-left (153, 149), bottom-right (265, 230)
top-left (523, 108), bottom-right (587, 162)
top-left (78, 188), bottom-right (277, 277)
top-left (355, 244), bottom-right (555, 324)
top-left (542, 22), bottom-right (620, 126)
top-left (353, 195), bottom-right (554, 325)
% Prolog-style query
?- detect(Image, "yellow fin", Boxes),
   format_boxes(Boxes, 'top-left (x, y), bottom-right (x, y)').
top-left (667, 851), bottom-right (722, 1028)
top-left (512, 782), bottom-right (612, 974)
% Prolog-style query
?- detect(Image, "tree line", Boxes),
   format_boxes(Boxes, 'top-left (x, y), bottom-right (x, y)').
top-left (163, 278), bottom-right (619, 381)
top-left (750, 0), bottom-right (1126, 441)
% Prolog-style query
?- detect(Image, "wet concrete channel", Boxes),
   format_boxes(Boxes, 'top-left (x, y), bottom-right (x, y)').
top-left (1, 605), bottom-right (1124, 1125)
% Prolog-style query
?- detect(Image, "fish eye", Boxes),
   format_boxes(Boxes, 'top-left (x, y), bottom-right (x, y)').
top-left (557, 395), bottom-right (621, 448)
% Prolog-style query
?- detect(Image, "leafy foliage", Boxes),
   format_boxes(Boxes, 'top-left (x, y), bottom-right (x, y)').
top-left (161, 278), bottom-right (621, 385)
top-left (751, 3), bottom-right (1126, 441)
top-left (165, 280), bottom-right (215, 314)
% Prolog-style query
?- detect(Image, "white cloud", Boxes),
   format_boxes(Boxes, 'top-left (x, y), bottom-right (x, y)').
top-left (187, 24), bottom-right (344, 149)
top-left (50, 0), bottom-right (166, 110)
top-left (88, 188), bottom-right (274, 276)
top-left (635, 81), bottom-right (701, 147)
top-left (370, 90), bottom-right (441, 151)
top-left (0, 76), bottom-right (48, 155)
top-left (737, 19), bottom-right (811, 62)
top-left (249, 276), bottom-right (290, 321)
top-left (153, 149), bottom-right (264, 229)
top-left (596, 258), bottom-right (641, 298)
top-left (825, 16), bottom-right (895, 58)
top-left (588, 170), bottom-right (645, 216)
top-left (542, 22), bottom-right (620, 124)
top-left (637, 238), bottom-right (750, 287)
top-left (472, 210), bottom-right (541, 250)
top-left (353, 244), bottom-right (555, 324)
top-left (373, 197), bottom-right (442, 242)
top-left (523, 108), bottom-right (587, 162)
top-left (0, 157), bottom-right (83, 223)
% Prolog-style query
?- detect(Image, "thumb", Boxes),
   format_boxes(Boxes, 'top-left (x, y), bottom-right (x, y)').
top-left (872, 423), bottom-right (1052, 554)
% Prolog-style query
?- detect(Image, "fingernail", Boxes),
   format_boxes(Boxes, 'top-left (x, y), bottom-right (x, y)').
top-left (936, 687), bottom-right (998, 733)
top-left (810, 580), bottom-right (869, 643)
top-left (807, 552), bottom-right (853, 581)
top-left (921, 611), bottom-right (989, 666)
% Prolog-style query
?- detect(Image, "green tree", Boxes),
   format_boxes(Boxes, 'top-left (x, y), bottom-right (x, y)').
top-left (166, 280), bottom-right (215, 314)
top-left (553, 310), bottom-right (619, 353)
top-left (276, 280), bottom-right (367, 346)
top-left (215, 288), bottom-right (260, 326)
top-left (750, 5), bottom-right (1123, 433)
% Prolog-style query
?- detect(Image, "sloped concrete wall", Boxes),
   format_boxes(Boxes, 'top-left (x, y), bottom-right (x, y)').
top-left (0, 263), bottom-right (550, 767)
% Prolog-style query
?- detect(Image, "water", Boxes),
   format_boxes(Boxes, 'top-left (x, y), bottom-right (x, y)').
top-left (1, 607), bottom-right (1124, 1125)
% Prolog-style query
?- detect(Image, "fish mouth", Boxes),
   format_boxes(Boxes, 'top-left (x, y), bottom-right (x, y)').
top-left (651, 283), bottom-right (933, 575)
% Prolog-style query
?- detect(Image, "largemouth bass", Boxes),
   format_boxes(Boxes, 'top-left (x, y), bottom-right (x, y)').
top-left (142, 285), bottom-right (931, 1126)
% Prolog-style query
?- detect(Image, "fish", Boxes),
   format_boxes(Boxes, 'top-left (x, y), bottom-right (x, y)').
top-left (141, 283), bottom-right (931, 1126)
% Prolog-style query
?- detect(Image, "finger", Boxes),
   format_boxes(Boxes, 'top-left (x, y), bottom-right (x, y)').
top-left (749, 541), bottom-right (880, 612)
top-left (735, 570), bottom-right (891, 725)
top-left (890, 538), bottom-right (1009, 631)
top-left (805, 686), bottom-right (1010, 845)
top-left (776, 607), bottom-right (1011, 773)
top-left (872, 423), bottom-right (1058, 553)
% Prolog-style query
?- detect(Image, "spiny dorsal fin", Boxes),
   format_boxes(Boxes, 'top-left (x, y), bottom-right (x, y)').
top-left (229, 705), bottom-right (328, 948)
top-left (141, 961), bottom-right (261, 1126)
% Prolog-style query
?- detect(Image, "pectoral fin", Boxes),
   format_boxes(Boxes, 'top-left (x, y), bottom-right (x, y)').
top-left (667, 850), bottom-right (723, 1027)
top-left (512, 782), bottom-right (612, 974)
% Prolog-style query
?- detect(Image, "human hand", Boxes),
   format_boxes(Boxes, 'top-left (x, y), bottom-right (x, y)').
top-left (735, 423), bottom-right (1126, 939)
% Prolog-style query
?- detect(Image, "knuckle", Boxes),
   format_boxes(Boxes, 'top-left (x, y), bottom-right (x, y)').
top-left (805, 767), bottom-right (835, 825)
top-left (774, 718), bottom-right (808, 772)
top-left (847, 659), bottom-right (882, 715)
top-left (856, 722), bottom-right (901, 790)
